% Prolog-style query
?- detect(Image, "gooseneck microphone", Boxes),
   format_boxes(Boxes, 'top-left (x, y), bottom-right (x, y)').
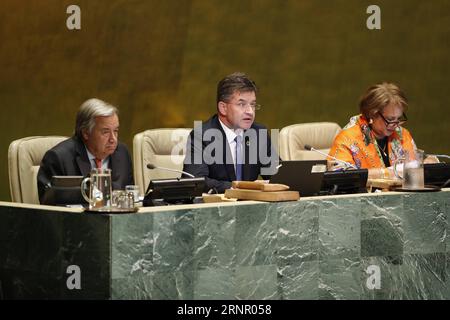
top-left (304, 144), bottom-right (358, 170)
top-left (426, 154), bottom-right (450, 160)
top-left (146, 163), bottom-right (195, 178)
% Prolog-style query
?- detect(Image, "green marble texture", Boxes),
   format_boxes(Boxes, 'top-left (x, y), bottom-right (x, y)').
top-left (1, 190), bottom-right (450, 299)
top-left (278, 261), bottom-right (319, 300)
top-left (319, 198), bottom-right (361, 261)
top-left (402, 194), bottom-right (446, 254)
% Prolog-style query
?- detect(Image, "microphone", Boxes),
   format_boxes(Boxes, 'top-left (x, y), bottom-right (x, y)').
top-left (146, 163), bottom-right (195, 178)
top-left (425, 154), bottom-right (450, 160)
top-left (304, 144), bottom-right (358, 169)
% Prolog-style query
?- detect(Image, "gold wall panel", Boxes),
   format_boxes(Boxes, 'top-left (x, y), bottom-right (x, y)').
top-left (1, 0), bottom-right (449, 200)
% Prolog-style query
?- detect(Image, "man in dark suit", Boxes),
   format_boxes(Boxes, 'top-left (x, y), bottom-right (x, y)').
top-left (183, 72), bottom-right (278, 193)
top-left (37, 98), bottom-right (133, 204)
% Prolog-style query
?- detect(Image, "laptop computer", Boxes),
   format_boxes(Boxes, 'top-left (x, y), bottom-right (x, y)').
top-left (424, 162), bottom-right (450, 187)
top-left (270, 160), bottom-right (327, 197)
top-left (41, 176), bottom-right (85, 206)
top-left (51, 175), bottom-right (84, 188)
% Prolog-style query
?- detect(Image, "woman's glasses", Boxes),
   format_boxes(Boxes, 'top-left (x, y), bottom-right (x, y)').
top-left (378, 112), bottom-right (407, 128)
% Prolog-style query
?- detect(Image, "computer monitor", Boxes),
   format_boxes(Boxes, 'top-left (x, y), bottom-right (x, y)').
top-left (321, 169), bottom-right (369, 195)
top-left (143, 177), bottom-right (206, 206)
top-left (424, 162), bottom-right (450, 187)
top-left (41, 176), bottom-right (85, 206)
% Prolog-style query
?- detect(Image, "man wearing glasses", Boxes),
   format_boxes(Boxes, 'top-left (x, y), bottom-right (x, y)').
top-left (183, 72), bottom-right (276, 193)
top-left (328, 82), bottom-right (434, 179)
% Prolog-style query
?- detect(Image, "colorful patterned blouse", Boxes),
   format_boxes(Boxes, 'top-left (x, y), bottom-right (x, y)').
top-left (329, 114), bottom-right (417, 170)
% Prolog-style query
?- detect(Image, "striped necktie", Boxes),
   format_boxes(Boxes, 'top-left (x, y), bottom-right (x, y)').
top-left (95, 158), bottom-right (102, 169)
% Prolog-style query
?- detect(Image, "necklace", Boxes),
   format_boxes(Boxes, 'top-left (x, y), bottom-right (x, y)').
top-left (379, 144), bottom-right (387, 157)
top-left (377, 138), bottom-right (388, 157)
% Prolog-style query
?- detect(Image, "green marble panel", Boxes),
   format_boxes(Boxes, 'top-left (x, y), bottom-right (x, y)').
top-left (403, 193), bottom-right (446, 254)
top-left (360, 194), bottom-right (404, 258)
top-left (193, 267), bottom-right (235, 300)
top-left (111, 213), bottom-right (153, 280)
top-left (2, 209), bottom-right (63, 275)
top-left (151, 269), bottom-right (194, 300)
top-left (277, 201), bottom-right (319, 265)
top-left (2, 190), bottom-right (450, 299)
top-left (0, 269), bottom-right (62, 299)
top-left (152, 209), bottom-right (194, 272)
top-left (0, 207), bottom-right (19, 267)
top-left (446, 195), bottom-right (450, 253)
top-left (319, 198), bottom-right (361, 260)
top-left (445, 255), bottom-right (450, 298)
top-left (235, 265), bottom-right (279, 300)
top-left (400, 253), bottom-right (448, 300)
top-left (192, 206), bottom-right (236, 270)
top-left (361, 217), bottom-right (403, 258)
top-left (111, 273), bottom-right (153, 300)
top-left (60, 213), bottom-right (110, 299)
top-left (0, 208), bottom-right (65, 299)
top-left (235, 203), bottom-right (277, 266)
top-left (360, 194), bottom-right (403, 221)
top-left (360, 257), bottom-right (403, 300)
top-left (319, 258), bottom-right (361, 300)
top-left (278, 260), bottom-right (319, 300)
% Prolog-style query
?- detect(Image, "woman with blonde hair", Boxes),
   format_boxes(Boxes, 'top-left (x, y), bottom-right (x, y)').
top-left (329, 82), bottom-right (434, 179)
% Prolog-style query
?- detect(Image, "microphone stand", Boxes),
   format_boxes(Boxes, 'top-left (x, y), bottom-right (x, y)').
top-left (146, 164), bottom-right (195, 179)
top-left (427, 154), bottom-right (450, 160)
top-left (304, 145), bottom-right (358, 170)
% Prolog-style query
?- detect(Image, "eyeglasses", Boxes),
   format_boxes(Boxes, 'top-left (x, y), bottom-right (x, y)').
top-left (227, 101), bottom-right (261, 111)
top-left (378, 112), bottom-right (408, 128)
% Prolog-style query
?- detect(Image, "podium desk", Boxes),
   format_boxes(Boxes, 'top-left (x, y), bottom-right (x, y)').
top-left (1, 189), bottom-right (450, 299)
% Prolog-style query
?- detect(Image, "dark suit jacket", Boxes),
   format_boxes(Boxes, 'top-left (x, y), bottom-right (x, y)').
top-left (183, 114), bottom-right (276, 193)
top-left (37, 136), bottom-right (134, 204)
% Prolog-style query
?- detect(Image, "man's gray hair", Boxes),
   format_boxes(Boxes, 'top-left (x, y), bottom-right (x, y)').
top-left (75, 98), bottom-right (118, 139)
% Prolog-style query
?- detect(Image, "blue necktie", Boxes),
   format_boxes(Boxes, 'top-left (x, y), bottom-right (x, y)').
top-left (235, 135), bottom-right (243, 181)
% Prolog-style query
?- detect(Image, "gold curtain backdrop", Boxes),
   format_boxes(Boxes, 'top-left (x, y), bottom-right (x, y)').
top-left (1, 0), bottom-right (449, 200)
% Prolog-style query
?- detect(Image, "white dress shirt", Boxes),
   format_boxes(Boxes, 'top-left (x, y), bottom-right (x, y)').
top-left (85, 146), bottom-right (110, 170)
top-left (218, 119), bottom-right (243, 170)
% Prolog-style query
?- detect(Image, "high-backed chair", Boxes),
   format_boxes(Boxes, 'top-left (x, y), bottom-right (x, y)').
top-left (133, 128), bottom-right (192, 196)
top-left (8, 136), bottom-right (68, 204)
top-left (279, 122), bottom-right (341, 161)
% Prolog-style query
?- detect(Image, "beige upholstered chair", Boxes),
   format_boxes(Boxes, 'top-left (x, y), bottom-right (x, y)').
top-left (279, 122), bottom-right (341, 161)
top-left (133, 128), bottom-right (192, 196)
top-left (8, 136), bottom-right (68, 204)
